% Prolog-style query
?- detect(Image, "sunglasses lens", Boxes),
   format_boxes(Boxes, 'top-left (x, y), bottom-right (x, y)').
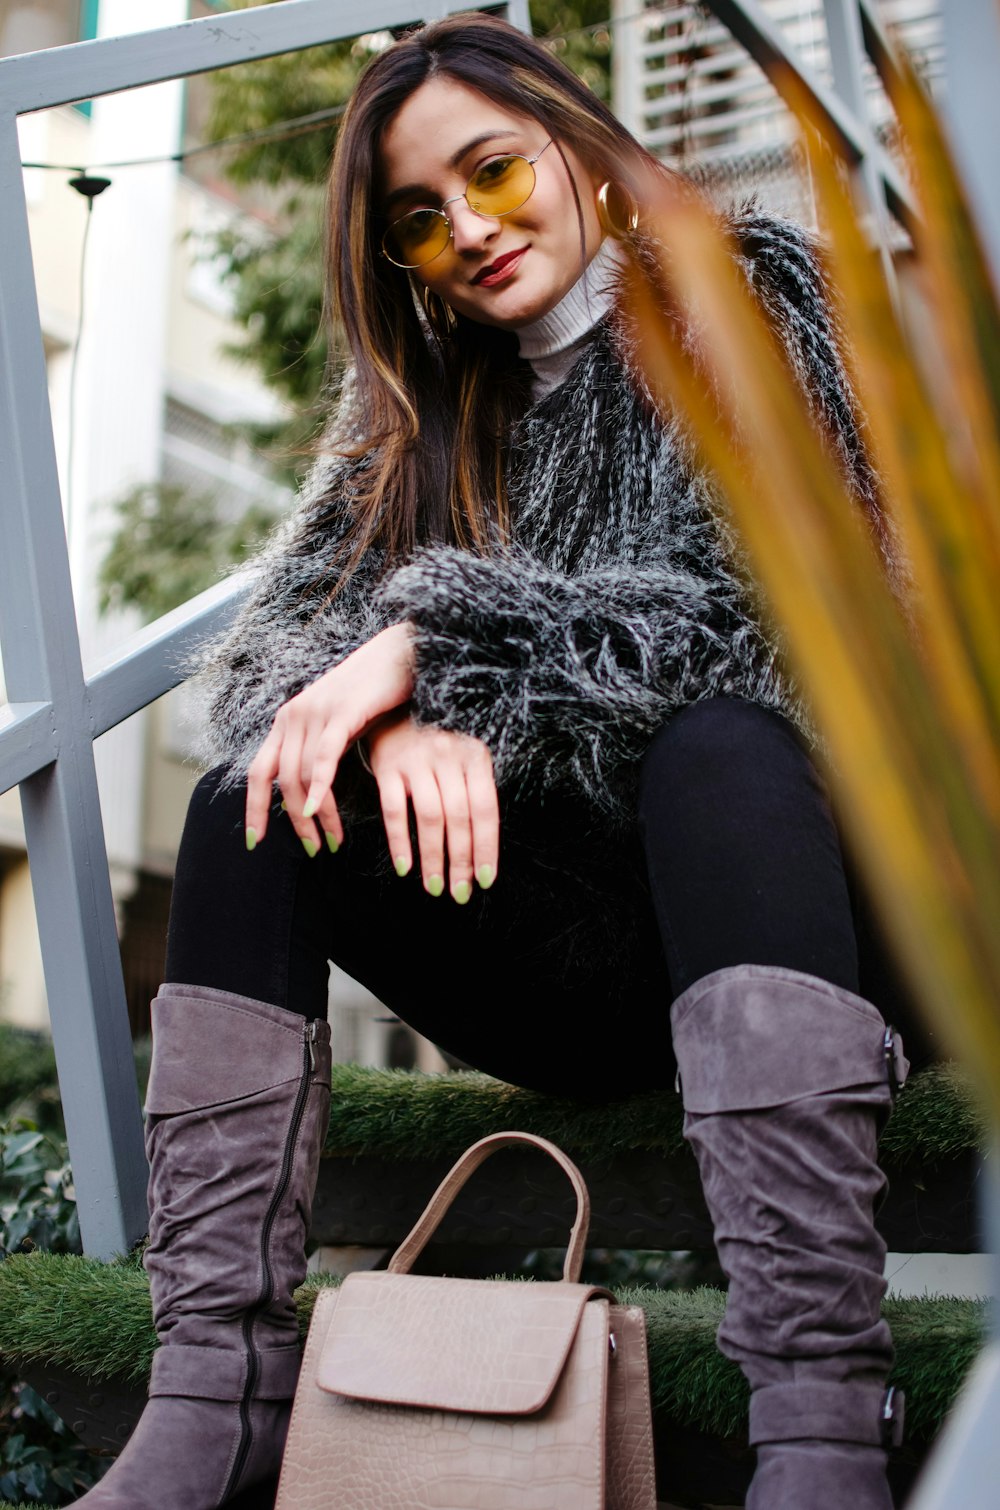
top-left (466, 154), bottom-right (535, 216)
top-left (385, 208), bottom-right (450, 267)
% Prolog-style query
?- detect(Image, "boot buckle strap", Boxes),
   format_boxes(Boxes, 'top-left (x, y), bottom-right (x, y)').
top-left (881, 1384), bottom-right (905, 1448)
top-left (749, 1380), bottom-right (905, 1448)
top-left (150, 1342), bottom-right (300, 1401)
top-left (884, 1027), bottom-right (909, 1099)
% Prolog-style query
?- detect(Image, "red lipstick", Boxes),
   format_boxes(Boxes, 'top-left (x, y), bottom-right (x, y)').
top-left (472, 247), bottom-right (528, 286)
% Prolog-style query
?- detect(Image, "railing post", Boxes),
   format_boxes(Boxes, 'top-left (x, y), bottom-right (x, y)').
top-left (822, 0), bottom-right (900, 304)
top-left (0, 115), bottom-right (147, 1259)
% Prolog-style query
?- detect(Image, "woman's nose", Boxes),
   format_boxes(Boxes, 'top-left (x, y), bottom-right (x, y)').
top-left (448, 198), bottom-right (500, 255)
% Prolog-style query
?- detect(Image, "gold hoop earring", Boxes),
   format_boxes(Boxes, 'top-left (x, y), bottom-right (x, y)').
top-left (596, 181), bottom-right (639, 239)
top-left (418, 283), bottom-right (458, 341)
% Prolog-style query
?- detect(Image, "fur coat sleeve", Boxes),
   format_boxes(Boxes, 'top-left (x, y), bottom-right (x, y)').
top-left (195, 210), bottom-right (904, 821)
top-left (192, 446), bottom-right (401, 786)
top-left (375, 540), bottom-right (789, 813)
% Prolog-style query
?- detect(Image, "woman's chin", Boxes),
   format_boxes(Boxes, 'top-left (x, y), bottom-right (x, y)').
top-left (464, 288), bottom-right (562, 332)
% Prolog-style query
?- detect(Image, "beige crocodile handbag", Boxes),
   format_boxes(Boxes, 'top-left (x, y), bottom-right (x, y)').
top-left (275, 1130), bottom-right (658, 1510)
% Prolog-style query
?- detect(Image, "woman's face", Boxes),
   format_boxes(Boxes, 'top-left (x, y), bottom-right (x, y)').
top-left (378, 77), bottom-right (604, 330)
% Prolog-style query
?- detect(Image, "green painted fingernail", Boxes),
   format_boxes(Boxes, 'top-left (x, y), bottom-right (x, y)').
top-left (280, 800), bottom-right (287, 812)
top-left (303, 797), bottom-right (317, 819)
top-left (245, 828), bottom-right (257, 852)
top-left (477, 864), bottom-right (495, 889)
top-left (325, 832), bottom-right (339, 854)
top-left (302, 837), bottom-right (319, 858)
top-left (453, 880), bottom-right (472, 905)
top-left (427, 873), bottom-right (445, 897)
top-left (395, 855), bottom-right (410, 877)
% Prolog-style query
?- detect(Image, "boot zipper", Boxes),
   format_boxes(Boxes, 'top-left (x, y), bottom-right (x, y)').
top-left (223, 1021), bottom-right (317, 1500)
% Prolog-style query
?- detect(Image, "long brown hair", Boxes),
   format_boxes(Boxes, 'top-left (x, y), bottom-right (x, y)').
top-left (322, 12), bottom-right (670, 590)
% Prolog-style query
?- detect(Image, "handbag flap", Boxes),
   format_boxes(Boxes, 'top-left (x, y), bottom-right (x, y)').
top-left (316, 1270), bottom-right (606, 1415)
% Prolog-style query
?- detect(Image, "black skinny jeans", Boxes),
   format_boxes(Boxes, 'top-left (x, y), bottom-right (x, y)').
top-left (166, 697), bottom-right (925, 1096)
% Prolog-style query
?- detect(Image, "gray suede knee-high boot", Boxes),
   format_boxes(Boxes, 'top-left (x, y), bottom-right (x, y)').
top-left (75, 984), bottom-right (331, 1509)
top-left (670, 964), bottom-right (907, 1509)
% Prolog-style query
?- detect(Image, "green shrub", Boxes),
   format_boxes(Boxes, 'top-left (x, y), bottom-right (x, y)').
top-left (0, 1380), bottom-right (107, 1505)
top-left (0, 1123), bottom-right (79, 1260)
top-left (0, 1031), bottom-right (59, 1136)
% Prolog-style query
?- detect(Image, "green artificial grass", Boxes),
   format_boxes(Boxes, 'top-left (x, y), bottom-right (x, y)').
top-left (324, 1065), bottom-right (688, 1160)
top-left (324, 1062), bottom-right (984, 1168)
top-left (304, 1279), bottom-right (979, 1443)
top-left (2, 1026), bottom-right (983, 1168)
top-left (0, 1255), bottom-right (985, 1443)
top-left (876, 1063), bottom-right (987, 1164)
top-left (0, 1251), bottom-right (154, 1386)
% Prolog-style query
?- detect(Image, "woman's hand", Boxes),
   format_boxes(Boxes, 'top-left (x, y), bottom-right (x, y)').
top-left (245, 622), bottom-right (416, 851)
top-left (363, 708), bottom-right (499, 902)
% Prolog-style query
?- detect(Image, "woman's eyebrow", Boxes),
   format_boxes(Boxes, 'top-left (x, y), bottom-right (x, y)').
top-left (382, 129), bottom-right (522, 214)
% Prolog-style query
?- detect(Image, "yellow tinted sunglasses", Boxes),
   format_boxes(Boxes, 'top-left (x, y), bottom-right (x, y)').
top-left (381, 140), bottom-right (554, 269)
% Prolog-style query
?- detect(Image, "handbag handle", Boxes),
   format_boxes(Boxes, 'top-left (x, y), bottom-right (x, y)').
top-left (387, 1131), bottom-right (591, 1283)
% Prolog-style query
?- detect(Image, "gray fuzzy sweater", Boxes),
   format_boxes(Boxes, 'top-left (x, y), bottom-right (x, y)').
top-left (195, 209), bottom-right (904, 843)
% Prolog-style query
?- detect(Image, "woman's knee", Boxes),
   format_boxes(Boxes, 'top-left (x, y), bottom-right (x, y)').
top-left (638, 697), bottom-right (805, 811)
top-left (186, 766), bottom-right (259, 840)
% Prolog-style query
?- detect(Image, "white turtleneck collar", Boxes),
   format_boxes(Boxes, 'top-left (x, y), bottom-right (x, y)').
top-left (516, 236), bottom-right (627, 400)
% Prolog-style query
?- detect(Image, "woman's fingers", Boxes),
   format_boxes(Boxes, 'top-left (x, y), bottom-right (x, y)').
top-left (408, 769), bottom-right (447, 896)
top-left (277, 724), bottom-right (321, 855)
top-left (377, 769), bottom-right (413, 878)
top-left (303, 717), bottom-right (351, 822)
top-left (315, 790), bottom-right (344, 853)
top-left (362, 715), bottom-right (499, 900)
top-left (245, 724), bottom-right (284, 846)
top-left (436, 762), bottom-right (476, 904)
top-left (466, 748), bottom-right (500, 890)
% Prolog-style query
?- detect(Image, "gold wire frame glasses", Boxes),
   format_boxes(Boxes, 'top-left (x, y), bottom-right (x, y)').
top-left (380, 140), bottom-right (554, 269)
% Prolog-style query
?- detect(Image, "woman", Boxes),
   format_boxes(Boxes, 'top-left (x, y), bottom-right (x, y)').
top-left (77, 13), bottom-right (917, 1509)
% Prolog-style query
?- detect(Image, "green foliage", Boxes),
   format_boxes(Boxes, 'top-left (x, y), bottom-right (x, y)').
top-left (0, 1030), bottom-right (59, 1136)
top-left (194, 2), bottom-right (374, 432)
top-left (0, 1026), bottom-right (151, 1143)
top-left (198, 0), bottom-right (360, 190)
top-left (209, 197), bottom-right (330, 424)
top-left (0, 1379), bottom-right (106, 1505)
top-left (531, 0), bottom-right (614, 103)
top-left (0, 1109), bottom-right (97, 1505)
top-left (97, 482), bottom-right (279, 624)
top-left (0, 1124), bottom-right (79, 1260)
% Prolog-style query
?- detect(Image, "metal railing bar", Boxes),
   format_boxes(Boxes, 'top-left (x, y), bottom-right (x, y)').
top-left (823, 1), bottom-right (900, 310)
top-left (20, 757), bottom-right (150, 1257)
top-left (858, 0), bottom-right (907, 99)
top-left (85, 574), bottom-right (251, 738)
top-left (703, 0), bottom-right (915, 223)
top-left (0, 0), bottom-right (483, 117)
top-left (0, 114), bottom-right (147, 1258)
top-left (0, 701), bottom-right (57, 794)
